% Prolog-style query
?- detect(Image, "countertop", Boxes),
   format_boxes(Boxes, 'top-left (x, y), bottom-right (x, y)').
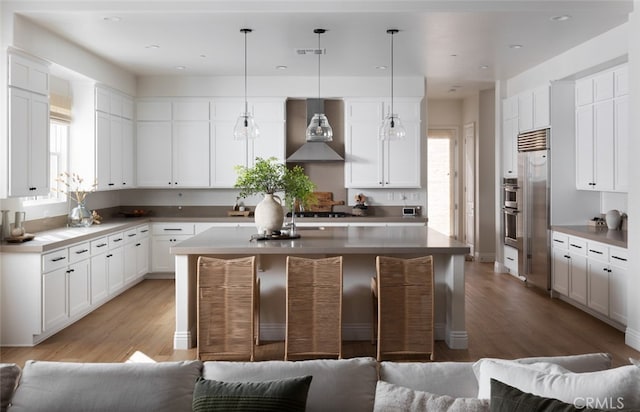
top-left (170, 226), bottom-right (469, 256)
top-left (551, 225), bottom-right (627, 248)
top-left (1, 215), bottom-right (428, 253)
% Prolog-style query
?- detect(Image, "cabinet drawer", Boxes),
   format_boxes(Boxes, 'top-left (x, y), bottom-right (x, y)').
top-left (108, 232), bottom-right (125, 248)
top-left (568, 237), bottom-right (587, 255)
top-left (68, 242), bottom-right (91, 264)
top-left (43, 249), bottom-right (69, 273)
top-left (609, 247), bottom-right (629, 268)
top-left (91, 237), bottom-right (109, 255)
top-left (503, 245), bottom-right (518, 274)
top-left (551, 232), bottom-right (569, 250)
top-left (152, 223), bottom-right (194, 236)
top-left (587, 241), bottom-right (608, 261)
top-left (137, 224), bottom-right (150, 237)
top-left (124, 228), bottom-right (138, 243)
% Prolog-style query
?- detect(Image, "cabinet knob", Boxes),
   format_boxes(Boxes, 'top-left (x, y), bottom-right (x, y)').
top-left (108, 183), bottom-right (115, 186)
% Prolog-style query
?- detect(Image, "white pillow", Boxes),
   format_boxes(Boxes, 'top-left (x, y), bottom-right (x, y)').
top-left (473, 358), bottom-right (640, 409)
top-left (374, 381), bottom-right (490, 412)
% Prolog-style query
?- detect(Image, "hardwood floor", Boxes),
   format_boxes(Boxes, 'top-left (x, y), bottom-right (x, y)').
top-left (2, 261), bottom-right (638, 367)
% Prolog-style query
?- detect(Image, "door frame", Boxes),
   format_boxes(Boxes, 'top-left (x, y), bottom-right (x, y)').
top-left (427, 126), bottom-right (459, 239)
top-left (463, 122), bottom-right (476, 257)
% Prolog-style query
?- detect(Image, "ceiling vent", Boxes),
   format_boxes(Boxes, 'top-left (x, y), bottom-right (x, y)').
top-left (295, 48), bottom-right (326, 55)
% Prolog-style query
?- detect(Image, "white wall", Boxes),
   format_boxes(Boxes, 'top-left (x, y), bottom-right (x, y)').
top-left (427, 99), bottom-right (463, 127)
top-left (477, 88), bottom-right (496, 261)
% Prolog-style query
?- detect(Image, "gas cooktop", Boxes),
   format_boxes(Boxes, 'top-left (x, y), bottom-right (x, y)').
top-left (286, 212), bottom-right (352, 218)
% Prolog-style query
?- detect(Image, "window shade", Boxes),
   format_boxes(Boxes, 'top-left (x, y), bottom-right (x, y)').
top-left (50, 93), bottom-right (72, 122)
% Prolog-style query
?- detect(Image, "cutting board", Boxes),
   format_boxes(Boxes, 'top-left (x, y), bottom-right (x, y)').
top-left (307, 192), bottom-right (345, 212)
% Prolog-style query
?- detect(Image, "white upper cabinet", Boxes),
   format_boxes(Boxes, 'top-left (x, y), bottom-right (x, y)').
top-left (574, 64), bottom-right (628, 192)
top-left (7, 53), bottom-right (50, 197)
top-left (8, 52), bottom-right (49, 95)
top-left (344, 98), bottom-right (421, 188)
top-left (502, 96), bottom-right (518, 178)
top-left (517, 85), bottom-right (549, 132)
top-left (94, 85), bottom-right (135, 190)
top-left (8, 88), bottom-right (50, 197)
top-left (210, 98), bottom-right (286, 188)
top-left (136, 99), bottom-right (211, 188)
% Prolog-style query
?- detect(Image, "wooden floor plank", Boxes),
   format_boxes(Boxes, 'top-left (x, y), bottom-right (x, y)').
top-left (1, 261), bottom-right (638, 367)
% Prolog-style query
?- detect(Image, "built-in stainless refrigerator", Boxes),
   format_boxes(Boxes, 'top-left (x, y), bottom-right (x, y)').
top-left (517, 128), bottom-right (550, 290)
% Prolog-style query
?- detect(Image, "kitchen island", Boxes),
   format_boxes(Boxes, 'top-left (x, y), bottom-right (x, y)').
top-left (170, 225), bottom-right (470, 350)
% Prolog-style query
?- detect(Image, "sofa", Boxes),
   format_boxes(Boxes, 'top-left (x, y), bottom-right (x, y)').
top-left (1, 353), bottom-right (639, 411)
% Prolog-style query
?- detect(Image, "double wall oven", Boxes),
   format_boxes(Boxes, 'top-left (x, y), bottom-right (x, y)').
top-left (502, 178), bottom-right (520, 248)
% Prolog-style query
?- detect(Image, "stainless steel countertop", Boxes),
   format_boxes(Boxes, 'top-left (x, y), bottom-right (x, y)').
top-left (551, 225), bottom-right (627, 249)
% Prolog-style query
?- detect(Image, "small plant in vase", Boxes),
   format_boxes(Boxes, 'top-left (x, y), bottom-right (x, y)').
top-left (234, 157), bottom-right (315, 235)
top-left (55, 172), bottom-right (97, 227)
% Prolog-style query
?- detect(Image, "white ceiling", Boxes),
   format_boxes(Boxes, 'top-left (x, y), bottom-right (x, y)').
top-left (8, 1), bottom-right (633, 98)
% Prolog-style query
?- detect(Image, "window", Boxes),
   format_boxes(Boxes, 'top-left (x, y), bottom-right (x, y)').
top-left (49, 121), bottom-right (69, 201)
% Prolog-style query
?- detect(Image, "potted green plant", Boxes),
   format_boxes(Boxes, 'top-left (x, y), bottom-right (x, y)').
top-left (235, 157), bottom-right (315, 234)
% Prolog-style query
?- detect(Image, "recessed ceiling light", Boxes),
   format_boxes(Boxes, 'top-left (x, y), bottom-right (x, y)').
top-left (551, 14), bottom-right (571, 22)
top-left (200, 54), bottom-right (207, 58)
top-left (103, 16), bottom-right (121, 22)
top-left (479, 65), bottom-right (489, 69)
top-left (276, 65), bottom-right (288, 70)
top-left (376, 65), bottom-right (388, 70)
top-left (448, 88), bottom-right (457, 93)
top-left (509, 44), bottom-right (524, 49)
top-left (452, 84), bottom-right (461, 88)
top-left (145, 44), bottom-right (160, 49)
top-left (175, 66), bottom-right (186, 70)
top-left (450, 54), bottom-right (458, 57)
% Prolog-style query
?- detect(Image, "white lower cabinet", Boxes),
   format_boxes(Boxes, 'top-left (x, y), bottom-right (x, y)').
top-left (551, 230), bottom-right (628, 328)
top-left (151, 223), bottom-right (195, 273)
top-left (1, 223), bottom-right (151, 346)
top-left (503, 245), bottom-right (518, 275)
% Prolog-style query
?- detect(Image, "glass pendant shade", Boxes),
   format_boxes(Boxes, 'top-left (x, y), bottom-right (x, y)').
top-left (235, 28), bottom-right (259, 140)
top-left (306, 29), bottom-right (333, 142)
top-left (379, 113), bottom-right (406, 140)
top-left (306, 113), bottom-right (333, 141)
top-left (380, 29), bottom-right (404, 141)
top-left (233, 112), bottom-right (260, 140)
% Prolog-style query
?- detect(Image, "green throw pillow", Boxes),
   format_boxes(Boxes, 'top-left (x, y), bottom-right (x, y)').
top-left (192, 375), bottom-right (312, 412)
top-left (490, 379), bottom-right (607, 412)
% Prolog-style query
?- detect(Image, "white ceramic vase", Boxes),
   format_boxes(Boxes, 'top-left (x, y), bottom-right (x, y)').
top-left (254, 194), bottom-right (284, 235)
top-left (605, 209), bottom-right (621, 230)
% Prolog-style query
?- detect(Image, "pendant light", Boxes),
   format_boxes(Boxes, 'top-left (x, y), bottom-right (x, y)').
top-left (379, 29), bottom-right (406, 141)
top-left (234, 28), bottom-right (259, 140)
top-left (306, 28), bottom-right (333, 142)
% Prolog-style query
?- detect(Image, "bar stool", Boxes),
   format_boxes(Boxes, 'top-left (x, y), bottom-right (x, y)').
top-left (197, 256), bottom-right (259, 361)
top-left (371, 255), bottom-right (434, 361)
top-left (285, 256), bottom-right (343, 360)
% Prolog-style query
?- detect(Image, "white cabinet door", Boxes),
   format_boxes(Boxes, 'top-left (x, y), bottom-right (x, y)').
top-left (384, 122), bottom-right (420, 187)
top-left (137, 101), bottom-right (172, 121)
top-left (90, 253), bottom-right (108, 305)
top-left (137, 122), bottom-right (173, 187)
top-left (345, 121), bottom-right (382, 187)
top-left (614, 96), bottom-right (628, 192)
top-left (575, 105), bottom-right (594, 190)
top-left (252, 121), bottom-right (286, 164)
top-left (532, 85), bottom-right (550, 129)
top-left (593, 100), bottom-right (614, 191)
top-left (110, 115), bottom-right (123, 188)
top-left (8, 53), bottom-right (49, 95)
top-left (518, 92), bottom-right (533, 132)
top-left (210, 122), bottom-right (247, 187)
top-left (587, 259), bottom-right (609, 316)
top-left (123, 242), bottom-right (138, 285)
top-left (575, 78), bottom-right (594, 107)
top-left (8, 88), bottom-right (50, 197)
top-left (43, 268), bottom-right (68, 331)
top-left (172, 121), bottom-right (210, 187)
top-left (593, 70), bottom-right (614, 102)
top-left (609, 264), bottom-right (627, 325)
top-left (136, 236), bottom-right (150, 278)
top-left (95, 111), bottom-right (112, 190)
top-left (551, 247), bottom-right (570, 296)
top-left (502, 117), bottom-right (518, 177)
top-left (122, 119), bottom-right (135, 188)
top-left (106, 247), bottom-right (124, 295)
top-left (68, 260), bottom-right (90, 317)
top-left (568, 253), bottom-right (588, 305)
top-left (151, 236), bottom-right (190, 272)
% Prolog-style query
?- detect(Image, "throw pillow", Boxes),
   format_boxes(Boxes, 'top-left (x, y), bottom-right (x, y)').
top-left (192, 375), bottom-right (313, 412)
top-left (373, 380), bottom-right (490, 412)
top-left (630, 358), bottom-right (640, 368)
top-left (473, 358), bottom-right (640, 410)
top-left (0, 363), bottom-right (21, 412)
top-left (490, 379), bottom-right (606, 412)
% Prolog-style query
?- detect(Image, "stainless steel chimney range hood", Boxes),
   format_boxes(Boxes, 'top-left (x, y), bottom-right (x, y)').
top-left (286, 99), bottom-right (344, 163)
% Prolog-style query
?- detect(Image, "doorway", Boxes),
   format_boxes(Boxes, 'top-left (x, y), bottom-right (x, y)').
top-left (427, 128), bottom-right (458, 238)
top-left (463, 122), bottom-right (476, 257)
